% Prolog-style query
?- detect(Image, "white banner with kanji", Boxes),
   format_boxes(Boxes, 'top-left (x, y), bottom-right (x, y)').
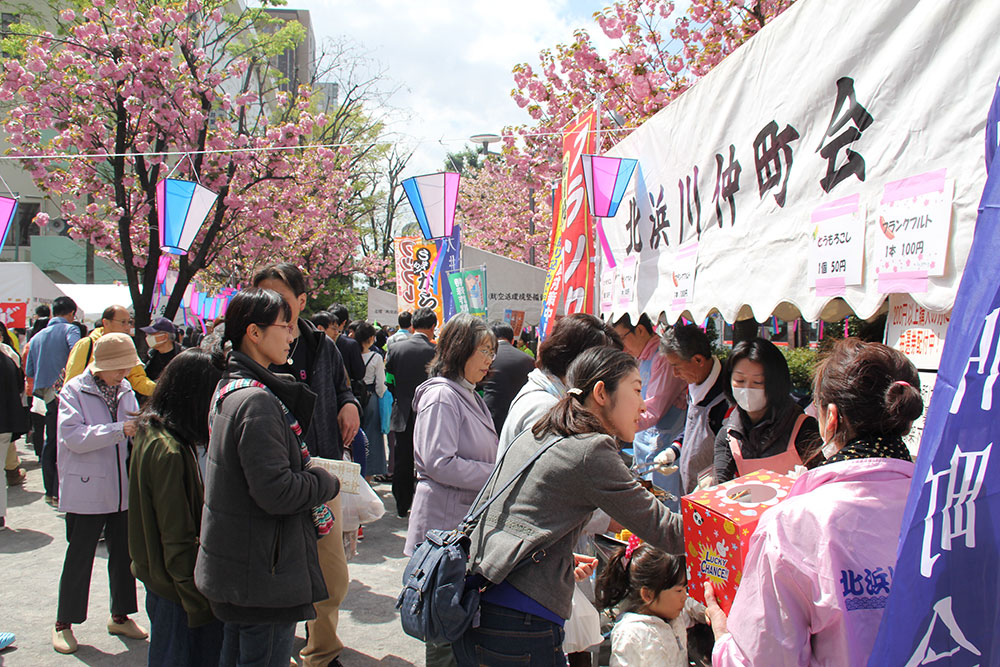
top-left (601, 0), bottom-right (1000, 324)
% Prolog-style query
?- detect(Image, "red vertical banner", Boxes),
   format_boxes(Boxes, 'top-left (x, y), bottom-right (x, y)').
top-left (538, 108), bottom-right (599, 339)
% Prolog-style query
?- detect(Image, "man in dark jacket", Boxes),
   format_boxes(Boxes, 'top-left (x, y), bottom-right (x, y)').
top-left (481, 322), bottom-right (536, 435)
top-left (385, 307), bottom-right (437, 516)
top-left (329, 304), bottom-right (366, 403)
top-left (140, 317), bottom-right (181, 381)
top-left (254, 266), bottom-right (359, 667)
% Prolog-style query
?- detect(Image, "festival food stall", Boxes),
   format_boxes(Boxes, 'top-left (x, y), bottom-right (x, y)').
top-left (596, 0), bottom-right (999, 342)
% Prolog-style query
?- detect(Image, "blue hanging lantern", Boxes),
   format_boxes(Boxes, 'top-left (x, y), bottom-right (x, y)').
top-left (156, 178), bottom-right (218, 255)
top-left (401, 172), bottom-right (461, 240)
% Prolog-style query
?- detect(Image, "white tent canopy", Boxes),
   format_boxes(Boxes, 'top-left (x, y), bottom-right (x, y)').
top-left (601, 0), bottom-right (999, 323)
top-left (0, 262), bottom-right (66, 304)
top-left (56, 283), bottom-right (133, 323)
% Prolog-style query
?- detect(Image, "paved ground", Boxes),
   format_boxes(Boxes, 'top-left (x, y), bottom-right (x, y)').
top-left (0, 436), bottom-right (426, 666)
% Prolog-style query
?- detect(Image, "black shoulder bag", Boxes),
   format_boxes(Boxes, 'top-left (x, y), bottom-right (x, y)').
top-left (396, 434), bottom-right (565, 643)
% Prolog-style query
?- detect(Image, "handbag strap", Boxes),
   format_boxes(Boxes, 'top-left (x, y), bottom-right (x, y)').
top-left (459, 432), bottom-right (567, 534)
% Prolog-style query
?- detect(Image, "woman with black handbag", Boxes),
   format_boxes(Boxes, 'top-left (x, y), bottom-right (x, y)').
top-left (457, 346), bottom-right (685, 665)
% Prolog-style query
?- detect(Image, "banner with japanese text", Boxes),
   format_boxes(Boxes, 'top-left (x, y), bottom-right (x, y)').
top-left (600, 0), bottom-right (1000, 324)
top-left (447, 266), bottom-right (488, 319)
top-left (393, 225), bottom-right (461, 328)
top-left (868, 80), bottom-right (1000, 665)
top-left (539, 108), bottom-right (598, 339)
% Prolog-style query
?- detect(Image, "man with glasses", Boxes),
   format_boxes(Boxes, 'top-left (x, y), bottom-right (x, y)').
top-left (25, 296), bottom-right (82, 506)
top-left (64, 305), bottom-right (155, 400)
top-left (612, 314), bottom-right (687, 504)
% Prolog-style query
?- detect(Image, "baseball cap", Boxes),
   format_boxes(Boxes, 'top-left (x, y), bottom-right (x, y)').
top-left (140, 317), bottom-right (177, 336)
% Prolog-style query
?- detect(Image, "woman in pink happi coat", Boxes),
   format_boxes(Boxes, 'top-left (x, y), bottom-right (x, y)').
top-left (705, 338), bottom-right (924, 666)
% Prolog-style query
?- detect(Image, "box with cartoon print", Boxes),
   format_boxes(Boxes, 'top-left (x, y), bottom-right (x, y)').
top-left (681, 469), bottom-right (795, 614)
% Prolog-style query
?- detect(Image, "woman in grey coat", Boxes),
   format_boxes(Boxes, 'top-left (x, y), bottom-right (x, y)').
top-left (404, 313), bottom-right (498, 667)
top-left (456, 347), bottom-right (684, 666)
top-left (194, 289), bottom-right (339, 667)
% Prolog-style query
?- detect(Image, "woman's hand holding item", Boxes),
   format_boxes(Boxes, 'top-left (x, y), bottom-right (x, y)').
top-left (573, 554), bottom-right (598, 582)
top-left (123, 420), bottom-right (138, 438)
top-left (704, 581), bottom-right (729, 640)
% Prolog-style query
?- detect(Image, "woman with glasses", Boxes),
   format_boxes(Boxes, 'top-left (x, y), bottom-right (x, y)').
top-left (404, 313), bottom-right (499, 667)
top-left (194, 288), bottom-right (340, 667)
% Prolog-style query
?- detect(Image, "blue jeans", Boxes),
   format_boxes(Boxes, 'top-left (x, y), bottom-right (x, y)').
top-left (454, 603), bottom-right (567, 666)
top-left (145, 590), bottom-right (223, 667)
top-left (219, 622), bottom-right (295, 667)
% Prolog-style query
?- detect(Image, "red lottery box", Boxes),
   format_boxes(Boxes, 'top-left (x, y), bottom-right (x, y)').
top-left (682, 469), bottom-right (795, 614)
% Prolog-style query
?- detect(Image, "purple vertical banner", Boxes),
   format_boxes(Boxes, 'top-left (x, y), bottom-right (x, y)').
top-left (438, 224), bottom-right (462, 322)
top-left (868, 77), bottom-right (1000, 666)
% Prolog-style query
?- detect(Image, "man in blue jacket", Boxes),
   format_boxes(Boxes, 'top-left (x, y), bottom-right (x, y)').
top-left (25, 296), bottom-right (80, 505)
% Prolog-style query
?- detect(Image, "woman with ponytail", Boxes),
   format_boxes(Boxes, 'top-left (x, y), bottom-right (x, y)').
top-left (454, 347), bottom-right (684, 666)
top-left (596, 538), bottom-right (705, 666)
top-left (706, 338), bottom-right (924, 665)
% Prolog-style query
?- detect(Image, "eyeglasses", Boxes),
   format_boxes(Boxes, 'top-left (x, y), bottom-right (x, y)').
top-left (265, 323), bottom-right (295, 334)
top-left (110, 318), bottom-right (134, 326)
top-left (477, 347), bottom-right (496, 361)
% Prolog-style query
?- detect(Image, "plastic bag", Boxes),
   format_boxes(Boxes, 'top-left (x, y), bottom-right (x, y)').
top-left (340, 477), bottom-right (386, 531)
top-left (563, 585), bottom-right (603, 652)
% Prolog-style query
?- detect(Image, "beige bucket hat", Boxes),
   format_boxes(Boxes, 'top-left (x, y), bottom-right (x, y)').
top-left (89, 332), bottom-right (141, 372)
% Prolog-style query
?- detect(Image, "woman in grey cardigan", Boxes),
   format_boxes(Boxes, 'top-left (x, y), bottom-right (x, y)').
top-left (457, 347), bottom-right (684, 666)
top-left (405, 313), bottom-right (499, 667)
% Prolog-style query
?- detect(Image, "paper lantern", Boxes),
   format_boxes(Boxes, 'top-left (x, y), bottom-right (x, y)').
top-left (401, 172), bottom-right (460, 240)
top-left (156, 178), bottom-right (218, 255)
top-left (581, 154), bottom-right (638, 218)
top-left (0, 195), bottom-right (18, 250)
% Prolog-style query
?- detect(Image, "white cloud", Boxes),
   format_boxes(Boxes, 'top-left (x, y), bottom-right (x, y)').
top-left (288, 0), bottom-right (606, 174)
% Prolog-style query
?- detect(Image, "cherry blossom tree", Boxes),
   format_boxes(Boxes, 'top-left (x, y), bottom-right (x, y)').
top-left (459, 0), bottom-right (796, 266)
top-left (0, 0), bottom-right (366, 326)
top-left (456, 157), bottom-right (550, 266)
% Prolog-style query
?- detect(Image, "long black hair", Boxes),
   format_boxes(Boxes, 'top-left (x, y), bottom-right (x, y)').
top-left (135, 348), bottom-right (225, 449)
top-left (596, 544), bottom-right (686, 613)
top-left (532, 346), bottom-right (637, 439)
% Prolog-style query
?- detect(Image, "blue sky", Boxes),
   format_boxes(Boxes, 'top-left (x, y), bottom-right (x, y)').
top-left (288, 0), bottom-right (614, 174)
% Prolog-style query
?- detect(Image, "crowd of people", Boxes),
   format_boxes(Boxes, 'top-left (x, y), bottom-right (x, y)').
top-left (0, 274), bottom-right (923, 666)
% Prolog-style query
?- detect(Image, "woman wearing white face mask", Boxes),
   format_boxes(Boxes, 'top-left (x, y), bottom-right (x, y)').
top-left (713, 337), bottom-right (821, 483)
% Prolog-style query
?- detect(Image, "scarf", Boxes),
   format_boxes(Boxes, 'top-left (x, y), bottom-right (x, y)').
top-left (215, 379), bottom-right (334, 537)
top-left (93, 374), bottom-right (121, 418)
top-left (823, 434), bottom-right (912, 465)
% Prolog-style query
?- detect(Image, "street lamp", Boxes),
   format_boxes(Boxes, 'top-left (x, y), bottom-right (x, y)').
top-left (469, 133), bottom-right (502, 155)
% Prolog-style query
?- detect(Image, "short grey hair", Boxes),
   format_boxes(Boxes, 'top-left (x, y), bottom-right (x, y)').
top-left (659, 324), bottom-right (712, 361)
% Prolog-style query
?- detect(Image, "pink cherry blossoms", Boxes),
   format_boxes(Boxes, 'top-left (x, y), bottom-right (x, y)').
top-left (460, 0), bottom-right (796, 266)
top-left (0, 0), bottom-right (368, 326)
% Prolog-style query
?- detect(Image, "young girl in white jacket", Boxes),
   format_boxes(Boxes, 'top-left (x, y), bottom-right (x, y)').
top-left (597, 537), bottom-right (706, 667)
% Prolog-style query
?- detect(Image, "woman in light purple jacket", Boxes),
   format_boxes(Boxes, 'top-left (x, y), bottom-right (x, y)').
top-left (52, 333), bottom-right (146, 655)
top-left (404, 313), bottom-right (498, 667)
top-left (705, 339), bottom-right (924, 666)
